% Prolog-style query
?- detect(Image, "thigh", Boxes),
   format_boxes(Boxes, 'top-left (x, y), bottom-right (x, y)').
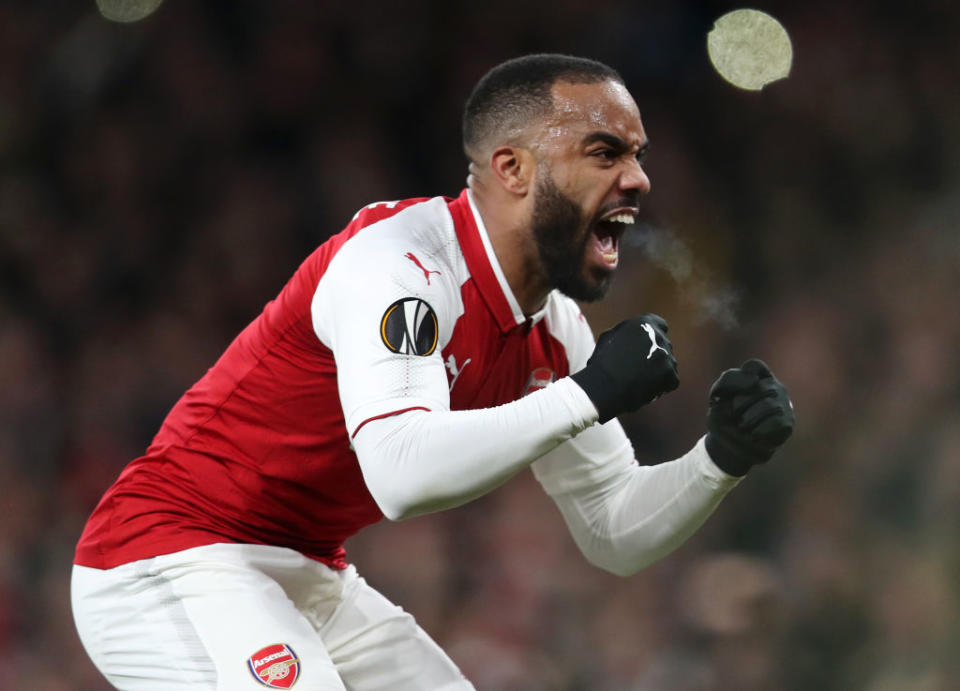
top-left (72, 552), bottom-right (347, 690)
top-left (319, 568), bottom-right (474, 691)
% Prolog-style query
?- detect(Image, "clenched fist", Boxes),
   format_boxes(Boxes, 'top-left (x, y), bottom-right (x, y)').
top-left (571, 314), bottom-right (680, 423)
top-left (705, 359), bottom-right (794, 476)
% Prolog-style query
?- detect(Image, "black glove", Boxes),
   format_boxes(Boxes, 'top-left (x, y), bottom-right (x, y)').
top-left (705, 359), bottom-right (794, 476)
top-left (571, 314), bottom-right (679, 423)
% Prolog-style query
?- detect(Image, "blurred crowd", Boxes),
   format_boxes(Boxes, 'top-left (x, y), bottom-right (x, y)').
top-left (1, 1), bottom-right (958, 689)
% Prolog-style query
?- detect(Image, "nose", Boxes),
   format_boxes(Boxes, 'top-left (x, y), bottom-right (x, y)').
top-left (620, 159), bottom-right (651, 195)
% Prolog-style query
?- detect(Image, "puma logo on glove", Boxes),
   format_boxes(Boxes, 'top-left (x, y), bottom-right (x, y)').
top-left (641, 323), bottom-right (669, 360)
top-left (571, 314), bottom-right (679, 424)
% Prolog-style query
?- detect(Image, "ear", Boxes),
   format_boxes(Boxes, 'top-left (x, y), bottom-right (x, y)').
top-left (489, 146), bottom-right (535, 196)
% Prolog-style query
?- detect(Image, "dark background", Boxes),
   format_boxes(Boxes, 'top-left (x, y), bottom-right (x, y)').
top-left (1, 1), bottom-right (958, 688)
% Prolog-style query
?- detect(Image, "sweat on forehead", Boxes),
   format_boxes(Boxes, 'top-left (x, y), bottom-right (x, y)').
top-left (525, 80), bottom-right (644, 156)
top-left (547, 81), bottom-right (640, 130)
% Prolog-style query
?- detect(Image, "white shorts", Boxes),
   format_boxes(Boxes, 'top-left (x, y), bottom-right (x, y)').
top-left (71, 543), bottom-right (474, 690)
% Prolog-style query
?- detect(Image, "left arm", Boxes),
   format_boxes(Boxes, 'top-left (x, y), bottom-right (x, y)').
top-left (533, 357), bottom-right (795, 576)
top-left (532, 422), bottom-right (740, 576)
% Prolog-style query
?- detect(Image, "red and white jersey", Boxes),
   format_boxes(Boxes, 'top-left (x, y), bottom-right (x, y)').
top-left (75, 189), bottom-right (598, 570)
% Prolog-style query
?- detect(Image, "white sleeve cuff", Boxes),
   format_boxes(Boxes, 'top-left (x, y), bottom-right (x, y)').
top-left (692, 435), bottom-right (745, 488)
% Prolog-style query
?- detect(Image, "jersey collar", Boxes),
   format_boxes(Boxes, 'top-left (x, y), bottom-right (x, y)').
top-left (449, 189), bottom-right (527, 332)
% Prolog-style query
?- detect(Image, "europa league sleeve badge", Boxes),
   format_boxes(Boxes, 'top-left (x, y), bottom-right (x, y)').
top-left (380, 298), bottom-right (438, 356)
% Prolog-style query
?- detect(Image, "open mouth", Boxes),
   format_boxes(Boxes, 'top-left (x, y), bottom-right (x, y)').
top-left (590, 210), bottom-right (637, 268)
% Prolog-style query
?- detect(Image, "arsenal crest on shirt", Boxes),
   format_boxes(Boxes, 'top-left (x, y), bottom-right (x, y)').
top-left (248, 643), bottom-right (301, 688)
top-left (523, 367), bottom-right (556, 396)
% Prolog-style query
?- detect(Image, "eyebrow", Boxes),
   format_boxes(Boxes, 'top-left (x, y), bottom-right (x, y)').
top-left (582, 131), bottom-right (650, 156)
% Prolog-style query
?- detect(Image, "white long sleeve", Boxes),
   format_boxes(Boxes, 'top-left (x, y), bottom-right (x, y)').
top-left (309, 193), bottom-right (739, 564)
top-left (354, 373), bottom-right (741, 579)
top-left (534, 434), bottom-right (741, 576)
top-left (351, 377), bottom-right (599, 520)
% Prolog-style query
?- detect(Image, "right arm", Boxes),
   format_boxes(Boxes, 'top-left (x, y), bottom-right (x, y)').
top-left (347, 311), bottom-right (680, 521)
top-left (313, 217), bottom-right (677, 521)
top-left (352, 378), bottom-right (596, 520)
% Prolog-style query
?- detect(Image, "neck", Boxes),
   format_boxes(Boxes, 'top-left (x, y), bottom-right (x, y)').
top-left (468, 176), bottom-right (551, 315)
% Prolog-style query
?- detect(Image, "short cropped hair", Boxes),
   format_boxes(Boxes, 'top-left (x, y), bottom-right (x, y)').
top-left (462, 54), bottom-right (624, 159)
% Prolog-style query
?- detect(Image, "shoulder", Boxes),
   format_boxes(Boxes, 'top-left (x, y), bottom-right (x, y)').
top-left (335, 196), bottom-right (463, 281)
top-left (311, 196), bottom-right (466, 348)
top-left (347, 197), bottom-right (455, 250)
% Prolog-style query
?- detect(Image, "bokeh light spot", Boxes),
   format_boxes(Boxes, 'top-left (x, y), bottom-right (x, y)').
top-left (95, 0), bottom-right (164, 23)
top-left (707, 9), bottom-right (793, 91)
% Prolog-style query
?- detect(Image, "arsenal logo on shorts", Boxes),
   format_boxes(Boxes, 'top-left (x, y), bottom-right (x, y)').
top-left (247, 643), bottom-right (301, 688)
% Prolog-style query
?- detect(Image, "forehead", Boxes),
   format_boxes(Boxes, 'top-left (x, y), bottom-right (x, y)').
top-left (536, 80), bottom-right (645, 150)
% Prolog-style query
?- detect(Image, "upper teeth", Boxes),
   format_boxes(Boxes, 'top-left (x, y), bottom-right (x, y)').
top-left (606, 213), bottom-right (635, 224)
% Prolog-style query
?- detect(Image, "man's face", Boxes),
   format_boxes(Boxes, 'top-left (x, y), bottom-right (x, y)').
top-left (528, 80), bottom-right (651, 302)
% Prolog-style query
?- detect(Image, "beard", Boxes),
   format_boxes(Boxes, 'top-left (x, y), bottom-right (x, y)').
top-left (531, 170), bottom-right (613, 302)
